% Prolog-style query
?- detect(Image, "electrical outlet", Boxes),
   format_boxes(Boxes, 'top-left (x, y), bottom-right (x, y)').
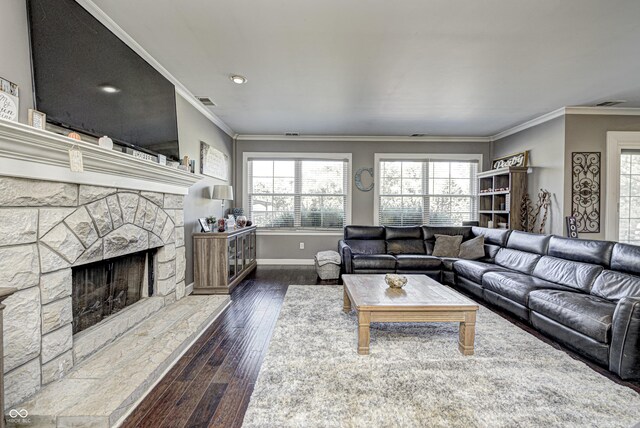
top-left (299, 242), bottom-right (305, 250)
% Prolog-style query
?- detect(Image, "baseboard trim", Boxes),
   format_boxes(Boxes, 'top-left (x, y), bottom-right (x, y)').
top-left (185, 282), bottom-right (194, 296)
top-left (257, 259), bottom-right (315, 265)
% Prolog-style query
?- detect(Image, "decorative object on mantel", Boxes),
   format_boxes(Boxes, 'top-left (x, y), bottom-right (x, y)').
top-left (571, 152), bottom-right (601, 233)
top-left (385, 273), bottom-right (408, 289)
top-left (157, 154), bottom-right (167, 166)
top-left (566, 216), bottom-right (579, 239)
top-left (68, 145), bottom-right (84, 172)
top-left (200, 141), bottom-right (229, 180)
top-left (125, 147), bottom-right (158, 163)
top-left (492, 151), bottom-right (529, 169)
top-left (198, 217), bottom-right (211, 233)
top-left (68, 131), bottom-right (82, 141)
top-left (28, 108), bottom-right (46, 129)
top-left (354, 167), bottom-right (374, 191)
top-left (520, 189), bottom-right (551, 233)
top-left (0, 77), bottom-right (19, 121)
top-left (97, 135), bottom-right (113, 150)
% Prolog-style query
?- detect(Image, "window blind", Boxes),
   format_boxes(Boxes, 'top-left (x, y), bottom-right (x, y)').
top-left (378, 159), bottom-right (478, 226)
top-left (247, 157), bottom-right (349, 229)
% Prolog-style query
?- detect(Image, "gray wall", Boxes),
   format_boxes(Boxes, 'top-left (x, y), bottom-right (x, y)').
top-left (235, 139), bottom-right (491, 260)
top-left (176, 94), bottom-right (233, 283)
top-left (492, 117), bottom-right (565, 235)
top-left (1, 0), bottom-right (34, 122)
top-left (564, 114), bottom-right (640, 240)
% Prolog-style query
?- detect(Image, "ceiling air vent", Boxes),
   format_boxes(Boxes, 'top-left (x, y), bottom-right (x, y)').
top-left (285, 132), bottom-right (300, 136)
top-left (596, 100), bottom-right (626, 107)
top-left (196, 96), bottom-right (216, 107)
top-left (410, 133), bottom-right (426, 137)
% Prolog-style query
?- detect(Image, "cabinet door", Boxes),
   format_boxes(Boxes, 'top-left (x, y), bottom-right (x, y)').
top-left (243, 232), bottom-right (251, 265)
top-left (237, 235), bottom-right (245, 272)
top-left (250, 230), bottom-right (257, 262)
top-left (228, 237), bottom-right (237, 280)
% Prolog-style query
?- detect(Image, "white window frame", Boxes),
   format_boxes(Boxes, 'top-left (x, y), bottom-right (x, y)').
top-left (605, 132), bottom-right (640, 241)
top-left (243, 152), bottom-right (352, 236)
top-left (373, 153), bottom-right (483, 226)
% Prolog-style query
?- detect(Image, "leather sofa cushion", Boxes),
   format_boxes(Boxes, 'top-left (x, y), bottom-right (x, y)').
top-left (548, 236), bottom-right (614, 266)
top-left (344, 226), bottom-right (385, 240)
top-left (471, 226), bottom-right (511, 246)
top-left (386, 239), bottom-right (426, 255)
top-left (344, 239), bottom-right (385, 255)
top-left (453, 260), bottom-right (511, 283)
top-left (611, 243), bottom-right (640, 276)
top-left (494, 248), bottom-right (541, 274)
top-left (529, 289), bottom-right (616, 343)
top-left (385, 226), bottom-right (422, 240)
top-left (506, 230), bottom-right (551, 254)
top-left (396, 255), bottom-right (442, 270)
top-left (440, 257), bottom-right (460, 271)
top-left (352, 254), bottom-right (396, 270)
top-left (532, 256), bottom-right (603, 293)
top-left (482, 271), bottom-right (573, 306)
top-left (423, 226), bottom-right (472, 254)
top-left (483, 243), bottom-right (501, 261)
top-left (591, 270), bottom-right (640, 302)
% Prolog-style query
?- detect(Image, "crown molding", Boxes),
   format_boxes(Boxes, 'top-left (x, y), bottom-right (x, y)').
top-left (0, 119), bottom-right (203, 194)
top-left (75, 0), bottom-right (235, 138)
top-left (490, 108), bottom-right (566, 141)
top-left (563, 106), bottom-right (640, 116)
top-left (235, 134), bottom-right (491, 143)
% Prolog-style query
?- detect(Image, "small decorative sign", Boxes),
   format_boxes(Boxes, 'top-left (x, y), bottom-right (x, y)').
top-left (565, 216), bottom-right (579, 238)
top-left (200, 141), bottom-right (229, 180)
top-left (125, 148), bottom-right (157, 163)
top-left (0, 77), bottom-right (19, 122)
top-left (28, 109), bottom-right (46, 129)
top-left (69, 146), bottom-right (84, 172)
top-left (492, 151), bottom-right (528, 169)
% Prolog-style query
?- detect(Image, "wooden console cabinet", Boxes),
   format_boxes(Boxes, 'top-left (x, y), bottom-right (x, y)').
top-left (193, 226), bottom-right (257, 294)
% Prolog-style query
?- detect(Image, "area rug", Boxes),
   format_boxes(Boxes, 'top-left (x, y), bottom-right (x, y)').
top-left (242, 285), bottom-right (640, 428)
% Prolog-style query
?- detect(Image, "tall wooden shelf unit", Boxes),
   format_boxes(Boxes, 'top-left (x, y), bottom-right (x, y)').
top-left (477, 167), bottom-right (528, 231)
top-left (193, 226), bottom-right (257, 294)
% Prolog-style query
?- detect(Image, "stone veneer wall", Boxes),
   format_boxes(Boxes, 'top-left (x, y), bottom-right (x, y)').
top-left (0, 177), bottom-right (187, 408)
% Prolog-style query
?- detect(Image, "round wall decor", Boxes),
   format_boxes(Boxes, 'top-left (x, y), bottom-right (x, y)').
top-left (355, 167), bottom-right (374, 192)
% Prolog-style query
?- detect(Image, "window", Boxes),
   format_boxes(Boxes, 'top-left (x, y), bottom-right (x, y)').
top-left (245, 153), bottom-right (351, 230)
top-left (618, 150), bottom-right (640, 244)
top-left (375, 154), bottom-right (480, 226)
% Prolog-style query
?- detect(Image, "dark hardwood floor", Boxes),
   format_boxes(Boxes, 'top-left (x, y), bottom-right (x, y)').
top-left (123, 267), bottom-right (639, 428)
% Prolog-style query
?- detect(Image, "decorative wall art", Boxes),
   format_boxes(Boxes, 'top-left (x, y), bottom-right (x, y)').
top-left (492, 151), bottom-right (529, 169)
top-left (200, 141), bottom-right (229, 180)
top-left (354, 167), bottom-right (374, 191)
top-left (28, 109), bottom-right (46, 129)
top-left (571, 152), bottom-right (600, 233)
top-left (0, 77), bottom-right (19, 121)
top-left (565, 216), bottom-right (579, 239)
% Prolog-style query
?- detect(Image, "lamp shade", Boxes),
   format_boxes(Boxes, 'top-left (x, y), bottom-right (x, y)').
top-left (212, 185), bottom-right (234, 201)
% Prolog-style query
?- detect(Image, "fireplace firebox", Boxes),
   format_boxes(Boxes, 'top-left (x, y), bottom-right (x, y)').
top-left (72, 250), bottom-right (155, 334)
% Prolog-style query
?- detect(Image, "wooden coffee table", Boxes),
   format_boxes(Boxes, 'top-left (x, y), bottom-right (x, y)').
top-left (342, 274), bottom-right (479, 355)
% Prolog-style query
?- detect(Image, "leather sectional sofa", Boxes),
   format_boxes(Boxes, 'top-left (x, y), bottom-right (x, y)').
top-left (338, 225), bottom-right (640, 380)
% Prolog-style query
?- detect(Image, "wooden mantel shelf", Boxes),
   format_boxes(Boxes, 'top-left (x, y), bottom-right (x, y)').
top-left (0, 119), bottom-right (204, 194)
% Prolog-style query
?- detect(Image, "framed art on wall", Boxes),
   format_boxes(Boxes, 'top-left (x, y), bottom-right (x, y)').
top-left (200, 141), bottom-right (229, 180)
top-left (571, 152), bottom-right (601, 233)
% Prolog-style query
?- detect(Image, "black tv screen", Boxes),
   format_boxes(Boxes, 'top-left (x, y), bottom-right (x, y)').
top-left (27, 0), bottom-right (179, 160)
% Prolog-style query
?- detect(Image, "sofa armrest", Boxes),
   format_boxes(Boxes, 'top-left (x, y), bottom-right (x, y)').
top-left (610, 296), bottom-right (640, 379)
top-left (338, 240), bottom-right (353, 274)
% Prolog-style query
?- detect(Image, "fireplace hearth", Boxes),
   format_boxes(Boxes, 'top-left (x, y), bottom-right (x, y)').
top-left (72, 250), bottom-right (155, 334)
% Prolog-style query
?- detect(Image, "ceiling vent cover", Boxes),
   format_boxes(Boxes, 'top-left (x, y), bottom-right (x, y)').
top-left (285, 132), bottom-right (300, 136)
top-left (596, 100), bottom-right (626, 107)
top-left (197, 96), bottom-right (216, 107)
top-left (410, 133), bottom-right (426, 137)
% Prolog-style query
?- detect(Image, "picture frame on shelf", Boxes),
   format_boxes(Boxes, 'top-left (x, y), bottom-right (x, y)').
top-left (28, 109), bottom-right (46, 129)
top-left (198, 218), bottom-right (211, 233)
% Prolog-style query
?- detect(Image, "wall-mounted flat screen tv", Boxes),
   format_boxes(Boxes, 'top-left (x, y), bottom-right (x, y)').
top-left (27, 0), bottom-right (179, 160)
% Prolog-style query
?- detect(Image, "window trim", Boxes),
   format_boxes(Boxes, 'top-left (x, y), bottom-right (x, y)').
top-left (373, 153), bottom-right (484, 226)
top-left (243, 152), bottom-right (353, 233)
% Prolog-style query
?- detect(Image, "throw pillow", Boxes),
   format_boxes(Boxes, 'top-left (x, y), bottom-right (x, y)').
top-left (432, 234), bottom-right (463, 257)
top-left (459, 235), bottom-right (485, 260)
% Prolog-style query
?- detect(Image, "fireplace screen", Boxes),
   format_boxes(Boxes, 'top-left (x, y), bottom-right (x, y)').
top-left (72, 251), bottom-right (152, 334)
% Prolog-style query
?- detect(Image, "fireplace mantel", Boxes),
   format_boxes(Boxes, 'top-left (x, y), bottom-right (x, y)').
top-left (0, 118), bottom-right (203, 194)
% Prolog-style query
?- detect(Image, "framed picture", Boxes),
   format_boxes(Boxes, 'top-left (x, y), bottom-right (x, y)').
top-left (28, 109), bottom-right (46, 129)
top-left (492, 151), bottom-right (529, 169)
top-left (0, 77), bottom-right (19, 122)
top-left (198, 218), bottom-right (211, 233)
top-left (200, 141), bottom-right (229, 180)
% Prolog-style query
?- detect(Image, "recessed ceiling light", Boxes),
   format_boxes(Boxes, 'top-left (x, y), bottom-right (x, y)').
top-left (230, 74), bottom-right (247, 84)
top-left (100, 85), bottom-right (120, 93)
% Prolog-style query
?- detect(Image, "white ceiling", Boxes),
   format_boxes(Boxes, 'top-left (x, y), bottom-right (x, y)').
top-left (89, 0), bottom-right (640, 137)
